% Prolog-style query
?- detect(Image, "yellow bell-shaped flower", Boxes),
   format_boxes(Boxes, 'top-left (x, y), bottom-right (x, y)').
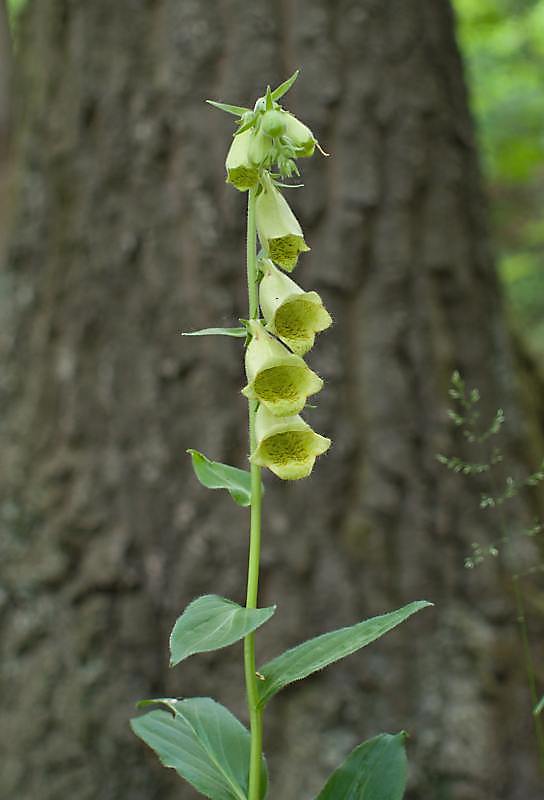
top-left (241, 320), bottom-right (323, 417)
top-left (251, 405), bottom-right (331, 480)
top-left (256, 175), bottom-right (310, 271)
top-left (259, 259), bottom-right (332, 355)
top-left (225, 129), bottom-right (269, 191)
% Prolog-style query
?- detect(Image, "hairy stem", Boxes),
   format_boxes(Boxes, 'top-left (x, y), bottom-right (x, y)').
top-left (244, 185), bottom-right (264, 800)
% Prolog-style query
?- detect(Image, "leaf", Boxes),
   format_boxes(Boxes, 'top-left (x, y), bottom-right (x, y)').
top-left (271, 70), bottom-right (300, 101)
top-left (534, 695), bottom-right (544, 716)
top-left (315, 733), bottom-right (407, 800)
top-left (131, 697), bottom-right (268, 800)
top-left (206, 100), bottom-right (251, 117)
top-left (170, 595), bottom-right (276, 666)
top-left (182, 327), bottom-right (247, 338)
top-left (187, 450), bottom-right (263, 507)
top-left (256, 601), bottom-right (431, 707)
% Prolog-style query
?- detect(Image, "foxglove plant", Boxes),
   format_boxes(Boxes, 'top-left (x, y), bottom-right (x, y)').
top-left (131, 71), bottom-right (431, 800)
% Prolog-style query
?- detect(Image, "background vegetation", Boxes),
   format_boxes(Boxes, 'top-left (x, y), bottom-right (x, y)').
top-left (453, 0), bottom-right (544, 357)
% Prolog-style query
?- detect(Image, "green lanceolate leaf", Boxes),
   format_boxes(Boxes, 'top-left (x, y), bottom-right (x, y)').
top-left (271, 69), bottom-right (300, 101)
top-left (187, 450), bottom-right (263, 507)
top-left (182, 327), bottom-right (247, 338)
top-left (534, 695), bottom-right (544, 716)
top-left (206, 100), bottom-right (251, 117)
top-left (256, 600), bottom-right (431, 707)
top-left (170, 595), bottom-right (276, 666)
top-left (315, 733), bottom-right (407, 800)
top-left (131, 697), bottom-right (268, 800)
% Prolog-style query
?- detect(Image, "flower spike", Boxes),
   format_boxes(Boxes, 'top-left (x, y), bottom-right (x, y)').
top-left (251, 405), bottom-right (331, 480)
top-left (256, 174), bottom-right (310, 271)
top-left (259, 259), bottom-right (332, 355)
top-left (241, 320), bottom-right (323, 417)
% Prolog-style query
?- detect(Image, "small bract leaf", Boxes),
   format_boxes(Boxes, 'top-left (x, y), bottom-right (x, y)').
top-left (131, 697), bottom-right (268, 800)
top-left (187, 450), bottom-right (263, 507)
top-left (271, 69), bottom-right (300, 101)
top-left (170, 595), bottom-right (276, 666)
top-left (256, 600), bottom-right (432, 706)
top-left (182, 327), bottom-right (247, 338)
top-left (265, 84), bottom-right (273, 111)
top-left (315, 733), bottom-right (407, 800)
top-left (206, 99), bottom-right (251, 117)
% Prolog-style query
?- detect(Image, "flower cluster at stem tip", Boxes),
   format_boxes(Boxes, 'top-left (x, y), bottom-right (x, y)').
top-left (210, 71), bottom-right (332, 480)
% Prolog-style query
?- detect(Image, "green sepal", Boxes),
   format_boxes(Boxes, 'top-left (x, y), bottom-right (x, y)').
top-left (131, 697), bottom-right (268, 800)
top-left (271, 70), bottom-right (300, 101)
top-left (182, 327), bottom-right (247, 338)
top-left (169, 595), bottom-right (276, 666)
top-left (187, 450), bottom-right (264, 507)
top-left (206, 100), bottom-right (251, 117)
top-left (265, 85), bottom-right (273, 111)
top-left (315, 733), bottom-right (408, 800)
top-left (235, 117), bottom-right (257, 135)
top-left (256, 601), bottom-right (431, 707)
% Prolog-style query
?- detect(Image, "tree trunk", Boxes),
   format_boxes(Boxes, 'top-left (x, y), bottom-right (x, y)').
top-left (1, 1), bottom-right (542, 799)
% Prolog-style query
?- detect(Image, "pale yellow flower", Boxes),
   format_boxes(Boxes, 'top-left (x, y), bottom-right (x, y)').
top-left (241, 320), bottom-right (322, 416)
top-left (225, 129), bottom-right (269, 191)
top-left (251, 405), bottom-right (331, 480)
top-left (259, 259), bottom-right (332, 355)
top-left (256, 176), bottom-right (310, 272)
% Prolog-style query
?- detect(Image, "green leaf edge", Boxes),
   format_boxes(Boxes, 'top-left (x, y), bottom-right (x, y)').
top-left (271, 69), bottom-right (300, 101)
top-left (182, 327), bottom-right (247, 338)
top-left (206, 100), bottom-right (251, 117)
top-left (187, 449), bottom-right (264, 508)
top-left (256, 600), bottom-right (432, 708)
top-left (130, 698), bottom-right (258, 800)
top-left (315, 731), bottom-right (408, 800)
top-left (169, 594), bottom-right (277, 666)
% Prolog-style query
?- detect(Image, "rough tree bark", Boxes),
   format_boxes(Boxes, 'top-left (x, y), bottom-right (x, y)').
top-left (1, 1), bottom-right (542, 799)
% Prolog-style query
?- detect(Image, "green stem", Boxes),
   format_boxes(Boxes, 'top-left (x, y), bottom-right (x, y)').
top-left (512, 575), bottom-right (544, 774)
top-left (244, 185), bottom-right (264, 800)
top-left (489, 468), bottom-right (544, 774)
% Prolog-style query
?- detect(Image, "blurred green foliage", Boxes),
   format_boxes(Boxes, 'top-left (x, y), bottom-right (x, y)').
top-left (7, 0), bottom-right (26, 21)
top-left (454, 0), bottom-right (544, 357)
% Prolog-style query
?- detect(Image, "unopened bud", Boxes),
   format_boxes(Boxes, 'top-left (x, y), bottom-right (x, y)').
top-left (261, 109), bottom-right (286, 138)
top-left (283, 113), bottom-right (317, 157)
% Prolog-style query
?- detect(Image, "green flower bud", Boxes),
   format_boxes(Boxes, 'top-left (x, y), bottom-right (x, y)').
top-left (226, 129), bottom-right (269, 191)
top-left (261, 109), bottom-right (286, 138)
top-left (259, 259), bottom-right (332, 355)
top-left (283, 113), bottom-right (317, 157)
top-left (252, 405), bottom-right (331, 480)
top-left (256, 177), bottom-right (310, 271)
top-left (241, 320), bottom-right (323, 416)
